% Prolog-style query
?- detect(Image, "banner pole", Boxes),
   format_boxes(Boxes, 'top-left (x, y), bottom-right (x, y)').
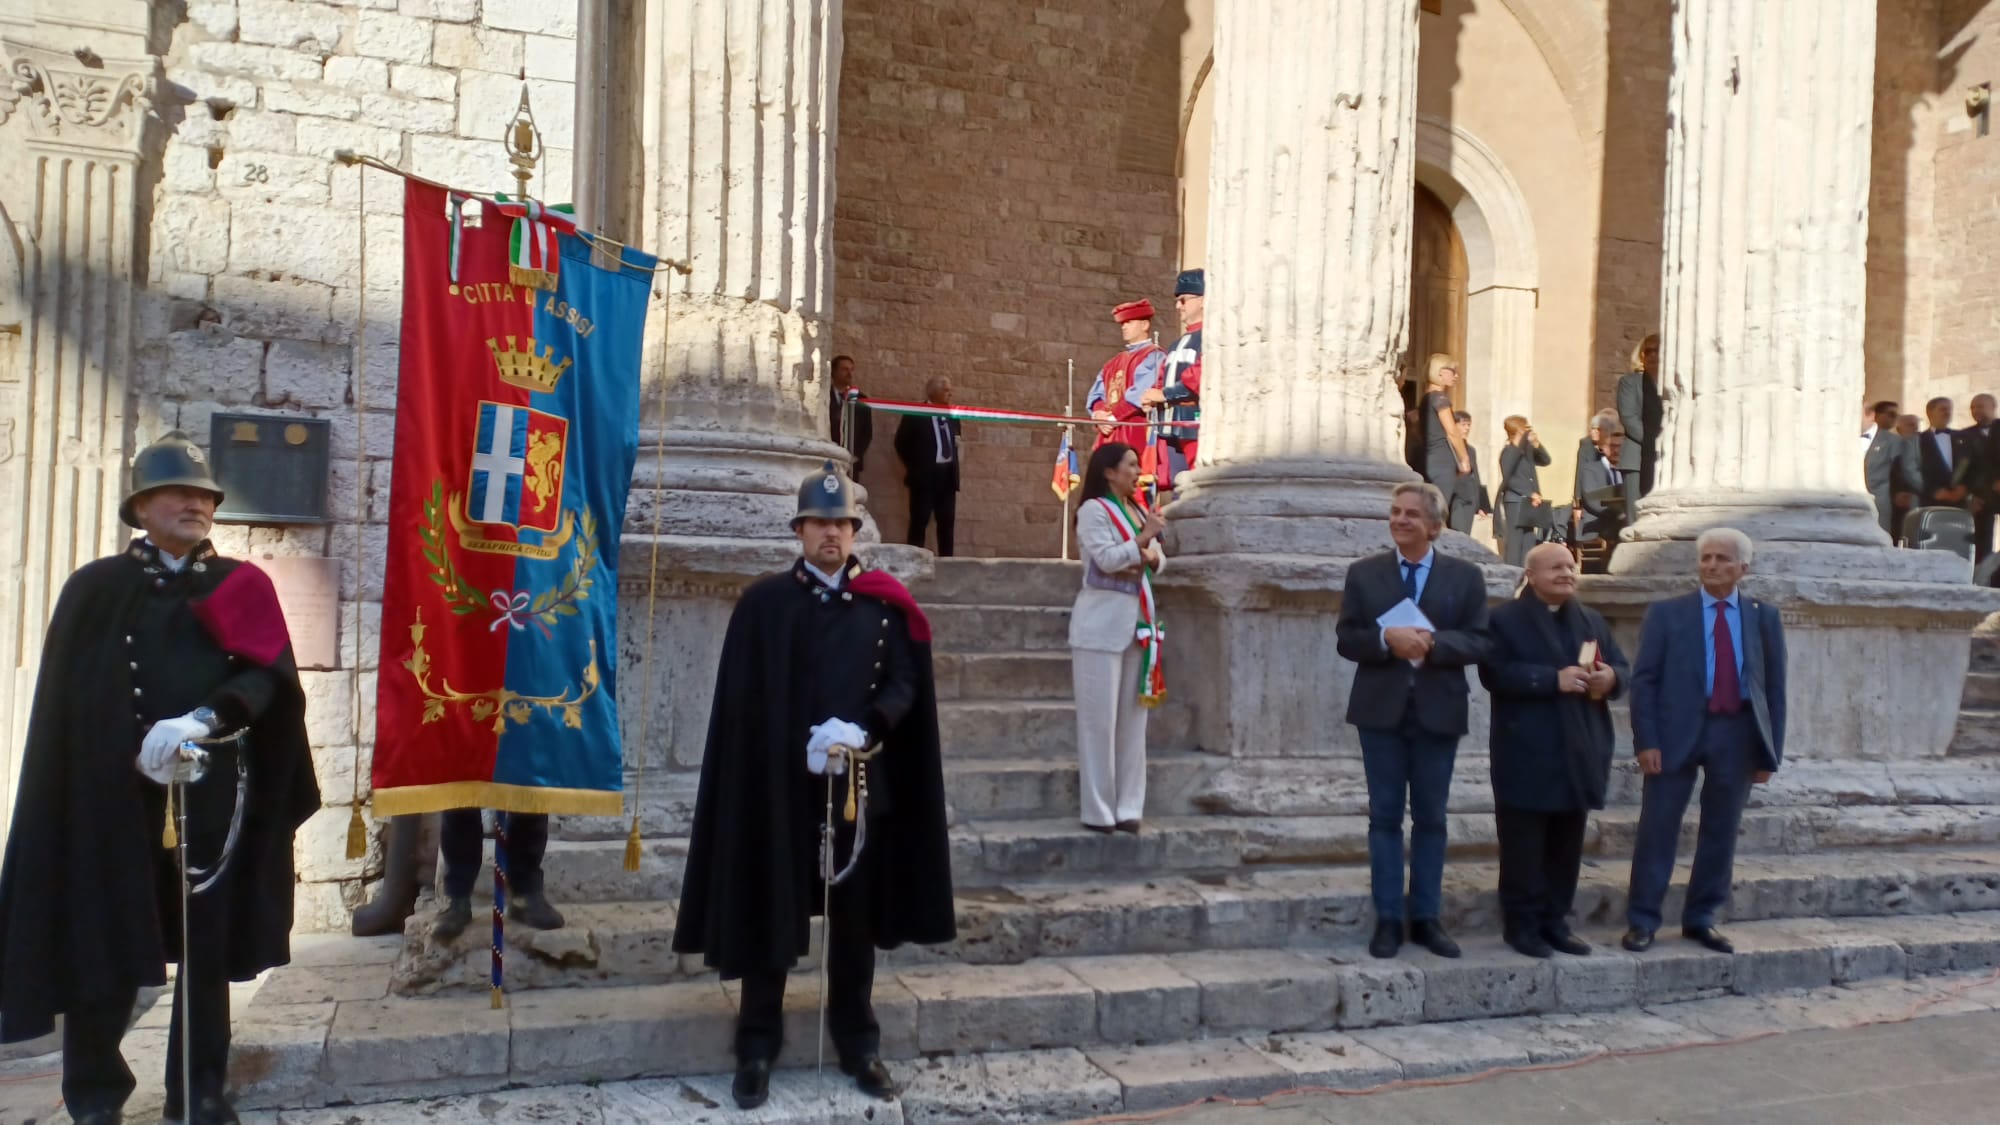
top-left (1063, 360), bottom-right (1075, 562)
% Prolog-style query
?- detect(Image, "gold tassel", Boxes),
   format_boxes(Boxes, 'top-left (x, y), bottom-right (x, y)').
top-left (490, 985), bottom-right (504, 1010)
top-left (344, 802), bottom-right (367, 859)
top-left (162, 789), bottom-right (178, 850)
top-left (843, 766), bottom-right (859, 824)
top-left (622, 817), bottom-right (642, 872)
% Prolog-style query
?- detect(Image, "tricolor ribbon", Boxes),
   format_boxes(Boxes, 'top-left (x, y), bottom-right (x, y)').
top-left (491, 195), bottom-right (578, 291)
top-left (863, 397), bottom-right (1202, 430)
top-left (1094, 495), bottom-right (1166, 707)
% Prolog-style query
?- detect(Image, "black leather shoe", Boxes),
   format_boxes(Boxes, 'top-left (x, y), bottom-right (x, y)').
top-left (1409, 919), bottom-right (1461, 958)
top-left (1683, 925), bottom-right (1734, 954)
top-left (1505, 929), bottom-right (1554, 959)
top-left (1114, 820), bottom-right (1142, 835)
top-left (1368, 919), bottom-right (1403, 959)
top-left (69, 1111), bottom-right (121, 1125)
top-left (733, 1057), bottom-right (771, 1109)
top-left (508, 889), bottom-right (566, 930)
top-left (844, 1055), bottom-right (899, 1100)
top-left (189, 1093), bottom-right (242, 1125)
top-left (431, 895), bottom-right (473, 941)
top-left (1081, 822), bottom-right (1114, 835)
top-left (1622, 926), bottom-right (1655, 952)
top-left (1543, 928), bottom-right (1592, 956)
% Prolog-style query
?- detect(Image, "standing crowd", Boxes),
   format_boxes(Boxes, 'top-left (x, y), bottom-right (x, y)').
top-left (1863, 392), bottom-right (2000, 561)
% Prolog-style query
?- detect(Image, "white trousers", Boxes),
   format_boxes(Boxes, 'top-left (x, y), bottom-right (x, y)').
top-left (1071, 645), bottom-right (1149, 826)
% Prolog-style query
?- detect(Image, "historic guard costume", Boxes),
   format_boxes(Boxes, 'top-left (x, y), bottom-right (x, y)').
top-left (1087, 299), bottom-right (1165, 455)
top-left (673, 462), bottom-right (955, 1109)
top-left (1153, 269), bottom-right (1203, 488)
top-left (0, 432), bottom-right (319, 1125)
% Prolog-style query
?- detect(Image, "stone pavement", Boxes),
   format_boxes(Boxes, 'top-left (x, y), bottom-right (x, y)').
top-left (4, 960), bottom-right (1998, 1123)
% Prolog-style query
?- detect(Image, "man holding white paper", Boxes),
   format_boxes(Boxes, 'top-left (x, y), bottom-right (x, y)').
top-left (1335, 482), bottom-right (1494, 960)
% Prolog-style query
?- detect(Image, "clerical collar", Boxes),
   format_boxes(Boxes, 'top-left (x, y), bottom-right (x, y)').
top-left (802, 559), bottom-right (845, 589)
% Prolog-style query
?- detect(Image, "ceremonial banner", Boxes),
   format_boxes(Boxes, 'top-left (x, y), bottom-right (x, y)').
top-left (372, 181), bottom-right (654, 817)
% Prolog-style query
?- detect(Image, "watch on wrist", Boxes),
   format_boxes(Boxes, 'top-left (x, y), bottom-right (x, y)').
top-left (190, 707), bottom-right (220, 735)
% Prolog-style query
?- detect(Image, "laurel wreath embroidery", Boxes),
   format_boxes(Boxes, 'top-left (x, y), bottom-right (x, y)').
top-left (524, 507), bottom-right (597, 633)
top-left (420, 480), bottom-right (487, 617)
top-left (406, 610), bottom-right (603, 732)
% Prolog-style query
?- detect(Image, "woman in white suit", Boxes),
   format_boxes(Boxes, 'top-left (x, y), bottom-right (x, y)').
top-left (1068, 442), bottom-right (1168, 834)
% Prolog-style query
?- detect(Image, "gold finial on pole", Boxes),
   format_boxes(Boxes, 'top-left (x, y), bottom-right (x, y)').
top-left (504, 78), bottom-right (541, 199)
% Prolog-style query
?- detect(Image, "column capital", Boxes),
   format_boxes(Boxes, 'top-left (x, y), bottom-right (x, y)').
top-left (0, 39), bottom-right (157, 158)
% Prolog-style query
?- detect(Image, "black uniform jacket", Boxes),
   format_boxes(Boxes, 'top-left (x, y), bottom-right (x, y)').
top-left (673, 557), bottom-right (955, 978)
top-left (0, 540), bottom-right (319, 1042)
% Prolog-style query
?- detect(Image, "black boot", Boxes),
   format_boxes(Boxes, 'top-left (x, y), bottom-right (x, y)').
top-left (844, 1055), bottom-right (899, 1100)
top-left (733, 1057), bottom-right (771, 1109)
top-left (431, 895), bottom-right (473, 941)
top-left (508, 889), bottom-right (566, 930)
top-left (350, 814), bottom-right (423, 937)
top-left (188, 1092), bottom-right (241, 1125)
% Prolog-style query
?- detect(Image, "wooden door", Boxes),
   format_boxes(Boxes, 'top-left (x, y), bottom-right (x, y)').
top-left (1409, 185), bottom-right (1469, 409)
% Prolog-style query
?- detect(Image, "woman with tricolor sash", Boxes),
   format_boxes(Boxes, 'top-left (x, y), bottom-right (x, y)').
top-left (1067, 442), bottom-right (1168, 835)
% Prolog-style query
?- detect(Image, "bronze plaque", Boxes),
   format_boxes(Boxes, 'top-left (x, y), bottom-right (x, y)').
top-left (210, 414), bottom-right (332, 524)
top-left (257, 556), bottom-right (344, 671)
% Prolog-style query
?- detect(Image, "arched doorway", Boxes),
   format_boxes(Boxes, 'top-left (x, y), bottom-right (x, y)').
top-left (1403, 184), bottom-right (1470, 472)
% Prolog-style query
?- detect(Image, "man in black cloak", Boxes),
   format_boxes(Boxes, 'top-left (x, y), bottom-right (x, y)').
top-left (0, 432), bottom-right (320, 1125)
top-left (673, 460), bottom-right (955, 1110)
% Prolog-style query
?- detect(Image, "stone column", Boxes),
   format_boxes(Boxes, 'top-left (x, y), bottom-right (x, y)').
top-left (1604, 0), bottom-right (2000, 759)
top-left (606, 0), bottom-right (924, 784)
top-left (0, 20), bottom-right (153, 843)
top-left (1162, 0), bottom-right (1506, 778)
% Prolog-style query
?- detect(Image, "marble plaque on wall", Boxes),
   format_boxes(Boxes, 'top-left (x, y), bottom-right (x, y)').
top-left (257, 556), bottom-right (344, 671)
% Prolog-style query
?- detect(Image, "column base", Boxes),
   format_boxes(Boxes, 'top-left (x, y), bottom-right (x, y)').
top-left (1166, 459), bottom-right (1503, 561)
top-left (631, 427), bottom-right (883, 543)
top-left (1610, 489), bottom-right (1966, 583)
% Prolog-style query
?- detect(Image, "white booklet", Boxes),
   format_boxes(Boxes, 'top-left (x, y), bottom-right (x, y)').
top-left (1376, 598), bottom-right (1436, 666)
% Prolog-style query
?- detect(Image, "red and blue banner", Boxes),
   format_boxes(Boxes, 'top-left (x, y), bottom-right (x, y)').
top-left (372, 180), bottom-right (653, 817)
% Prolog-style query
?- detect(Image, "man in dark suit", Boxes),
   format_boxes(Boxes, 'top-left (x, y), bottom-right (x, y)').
top-left (1335, 482), bottom-right (1493, 960)
top-left (1481, 543), bottom-right (1629, 958)
top-left (894, 375), bottom-right (962, 557)
top-left (829, 355), bottom-right (874, 475)
top-left (1615, 334), bottom-right (1662, 522)
top-left (1964, 393), bottom-right (1998, 559)
top-left (1623, 527), bottom-right (1787, 955)
top-left (1918, 396), bottom-right (1971, 511)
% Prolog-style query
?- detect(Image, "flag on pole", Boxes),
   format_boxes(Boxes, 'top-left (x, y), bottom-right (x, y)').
top-left (371, 181), bottom-right (655, 818)
top-left (1052, 427), bottom-right (1081, 498)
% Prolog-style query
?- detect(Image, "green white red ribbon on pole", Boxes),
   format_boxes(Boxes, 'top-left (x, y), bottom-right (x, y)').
top-left (863, 397), bottom-right (1199, 429)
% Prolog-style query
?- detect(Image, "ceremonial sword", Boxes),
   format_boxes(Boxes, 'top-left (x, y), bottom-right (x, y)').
top-left (165, 728), bottom-right (249, 1115)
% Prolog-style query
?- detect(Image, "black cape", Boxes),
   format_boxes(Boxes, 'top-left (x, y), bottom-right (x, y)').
top-left (1480, 591), bottom-right (1630, 812)
top-left (673, 567), bottom-right (955, 978)
top-left (0, 548), bottom-right (320, 1042)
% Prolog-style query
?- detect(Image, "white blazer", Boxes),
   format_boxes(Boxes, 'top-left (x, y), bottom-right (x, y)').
top-left (1068, 498), bottom-right (1167, 652)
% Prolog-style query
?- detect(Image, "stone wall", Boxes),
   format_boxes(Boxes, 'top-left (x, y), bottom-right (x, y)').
top-left (831, 0), bottom-right (1181, 558)
top-left (1928, 0), bottom-right (2000, 407)
top-left (131, 0), bottom-right (578, 930)
top-left (1867, 0), bottom-right (1942, 410)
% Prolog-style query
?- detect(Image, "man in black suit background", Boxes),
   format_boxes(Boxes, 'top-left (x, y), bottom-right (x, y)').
top-left (829, 355), bottom-right (874, 475)
top-left (894, 375), bottom-right (962, 557)
top-left (1965, 393), bottom-right (1999, 559)
top-left (1623, 527), bottom-right (1786, 956)
top-left (1335, 482), bottom-right (1493, 960)
top-left (1573, 410), bottom-right (1625, 547)
top-left (1918, 396), bottom-right (1971, 512)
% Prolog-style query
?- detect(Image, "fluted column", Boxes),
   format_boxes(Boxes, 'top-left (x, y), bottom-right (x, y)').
top-left (640, 0), bottom-right (849, 542)
top-left (1169, 0), bottom-right (1429, 559)
top-left (1612, 0), bottom-right (1943, 578)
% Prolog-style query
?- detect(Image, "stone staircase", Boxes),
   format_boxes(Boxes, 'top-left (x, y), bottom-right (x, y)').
top-left (227, 560), bottom-right (2000, 1121)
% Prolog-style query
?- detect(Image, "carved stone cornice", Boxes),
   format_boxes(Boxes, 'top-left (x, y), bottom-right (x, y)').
top-left (0, 39), bottom-right (156, 157)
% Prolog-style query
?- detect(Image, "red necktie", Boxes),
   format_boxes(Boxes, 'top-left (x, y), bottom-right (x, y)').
top-left (1710, 603), bottom-right (1742, 714)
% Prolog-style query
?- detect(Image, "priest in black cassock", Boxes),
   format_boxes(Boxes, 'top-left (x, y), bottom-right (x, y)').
top-left (0, 432), bottom-right (319, 1125)
top-left (673, 461), bottom-right (955, 1110)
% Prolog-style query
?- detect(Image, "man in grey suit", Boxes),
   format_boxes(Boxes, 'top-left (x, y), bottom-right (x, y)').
top-left (1622, 527), bottom-right (1787, 955)
top-left (1336, 482), bottom-right (1493, 960)
top-left (1863, 400), bottom-right (1919, 538)
top-left (1573, 411), bottom-right (1625, 545)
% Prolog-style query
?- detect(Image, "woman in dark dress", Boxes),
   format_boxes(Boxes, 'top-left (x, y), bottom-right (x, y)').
top-left (1497, 414), bottom-right (1553, 566)
top-left (1419, 353), bottom-right (1471, 494)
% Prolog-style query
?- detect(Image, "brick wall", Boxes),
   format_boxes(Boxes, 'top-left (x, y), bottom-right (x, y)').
top-left (133, 0), bottom-right (578, 929)
top-left (1588, 0), bottom-right (1672, 416)
top-left (1928, 0), bottom-right (2000, 408)
top-left (832, 0), bottom-right (1182, 558)
top-left (1867, 0), bottom-right (1941, 410)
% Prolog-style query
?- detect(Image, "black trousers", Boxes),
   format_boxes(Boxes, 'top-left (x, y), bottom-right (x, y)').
top-left (440, 810), bottom-right (550, 898)
top-left (63, 861), bottom-right (233, 1115)
top-left (735, 849), bottom-right (879, 1067)
top-left (1494, 804), bottom-right (1588, 937)
top-left (906, 474), bottom-right (957, 557)
top-left (1977, 508), bottom-right (1994, 562)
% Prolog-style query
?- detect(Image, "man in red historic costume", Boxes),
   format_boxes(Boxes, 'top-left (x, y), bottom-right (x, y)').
top-left (1087, 299), bottom-right (1165, 457)
top-left (0, 432), bottom-right (319, 1125)
top-left (1142, 269), bottom-right (1203, 492)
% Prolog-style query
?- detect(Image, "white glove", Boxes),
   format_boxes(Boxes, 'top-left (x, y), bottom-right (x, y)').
top-left (138, 713), bottom-right (211, 785)
top-left (807, 718), bottom-right (869, 776)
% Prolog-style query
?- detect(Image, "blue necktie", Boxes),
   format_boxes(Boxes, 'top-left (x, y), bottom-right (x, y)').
top-left (1402, 561), bottom-right (1419, 601)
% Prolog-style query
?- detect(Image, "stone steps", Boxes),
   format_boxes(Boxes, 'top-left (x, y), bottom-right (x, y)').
top-left (232, 911), bottom-right (2000, 1113)
top-left (1960, 670), bottom-right (2000, 709)
top-left (928, 604), bottom-right (1071, 654)
top-left (1951, 709), bottom-right (2000, 756)
top-left (910, 558), bottom-right (1081, 609)
top-left (409, 845), bottom-right (2000, 995)
top-left (934, 651), bottom-right (1073, 701)
top-left (939, 698), bottom-right (1195, 758)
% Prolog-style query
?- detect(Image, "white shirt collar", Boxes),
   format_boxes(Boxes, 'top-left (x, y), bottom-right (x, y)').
top-left (1861, 424), bottom-right (1878, 442)
top-left (1396, 547), bottom-right (1436, 571)
top-left (802, 559), bottom-right (844, 589)
top-left (146, 539), bottom-right (189, 572)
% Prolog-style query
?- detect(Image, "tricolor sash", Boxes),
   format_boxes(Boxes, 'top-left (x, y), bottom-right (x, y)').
top-left (1093, 496), bottom-right (1166, 706)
